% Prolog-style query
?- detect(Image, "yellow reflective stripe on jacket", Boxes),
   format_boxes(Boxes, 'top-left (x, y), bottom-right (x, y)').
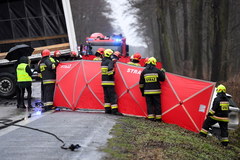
top-left (220, 101), bottom-right (229, 111)
top-left (107, 70), bottom-right (114, 75)
top-left (40, 63), bottom-right (47, 72)
top-left (16, 63), bottom-right (32, 82)
top-left (210, 116), bottom-right (229, 122)
top-left (144, 73), bottom-right (158, 83)
top-left (144, 89), bottom-right (161, 94)
top-left (101, 66), bottom-right (108, 75)
top-left (49, 57), bottom-right (56, 63)
top-left (127, 62), bottom-right (141, 66)
top-left (93, 57), bottom-right (102, 61)
top-left (209, 110), bottom-right (215, 115)
top-left (43, 79), bottom-right (56, 84)
top-left (101, 81), bottom-right (115, 85)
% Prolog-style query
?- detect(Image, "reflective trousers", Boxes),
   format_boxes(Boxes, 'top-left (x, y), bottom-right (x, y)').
top-left (103, 85), bottom-right (117, 105)
top-left (202, 117), bottom-right (228, 139)
top-left (42, 83), bottom-right (55, 109)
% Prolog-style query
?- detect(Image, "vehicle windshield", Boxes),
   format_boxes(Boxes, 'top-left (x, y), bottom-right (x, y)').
top-left (91, 46), bottom-right (122, 54)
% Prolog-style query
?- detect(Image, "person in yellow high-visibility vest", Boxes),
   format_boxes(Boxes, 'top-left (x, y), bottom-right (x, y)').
top-left (16, 56), bottom-right (33, 108)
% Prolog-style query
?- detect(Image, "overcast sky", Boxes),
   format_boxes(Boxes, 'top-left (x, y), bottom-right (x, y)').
top-left (106, 0), bottom-right (147, 47)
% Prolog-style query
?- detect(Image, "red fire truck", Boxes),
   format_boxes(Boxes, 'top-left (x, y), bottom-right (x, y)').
top-left (82, 33), bottom-right (129, 57)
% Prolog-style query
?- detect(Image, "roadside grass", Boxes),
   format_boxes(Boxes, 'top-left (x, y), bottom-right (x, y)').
top-left (102, 117), bottom-right (240, 160)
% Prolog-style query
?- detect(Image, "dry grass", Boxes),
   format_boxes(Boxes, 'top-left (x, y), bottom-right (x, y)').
top-left (102, 117), bottom-right (240, 160)
top-left (102, 75), bottom-right (240, 160)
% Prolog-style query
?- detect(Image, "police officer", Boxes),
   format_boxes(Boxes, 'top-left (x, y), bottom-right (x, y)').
top-left (101, 49), bottom-right (121, 115)
top-left (139, 57), bottom-right (165, 121)
top-left (38, 49), bottom-right (57, 111)
top-left (127, 53), bottom-right (142, 66)
top-left (199, 84), bottom-right (230, 146)
top-left (16, 56), bottom-right (33, 108)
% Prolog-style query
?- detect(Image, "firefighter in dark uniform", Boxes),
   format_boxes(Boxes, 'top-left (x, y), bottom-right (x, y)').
top-left (139, 57), bottom-right (165, 121)
top-left (127, 52), bottom-right (142, 66)
top-left (16, 56), bottom-right (33, 108)
top-left (38, 49), bottom-right (57, 111)
top-left (111, 51), bottom-right (121, 64)
top-left (52, 50), bottom-right (61, 65)
top-left (199, 84), bottom-right (230, 146)
top-left (93, 48), bottom-right (104, 61)
top-left (68, 51), bottom-right (82, 60)
top-left (101, 49), bottom-right (120, 115)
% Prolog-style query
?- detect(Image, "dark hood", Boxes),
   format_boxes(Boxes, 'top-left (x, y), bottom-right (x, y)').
top-left (19, 56), bottom-right (28, 64)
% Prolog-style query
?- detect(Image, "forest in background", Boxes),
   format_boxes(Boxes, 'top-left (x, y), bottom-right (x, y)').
top-left (69, 0), bottom-right (240, 82)
top-left (128, 0), bottom-right (240, 82)
top-left (70, 0), bottom-right (114, 45)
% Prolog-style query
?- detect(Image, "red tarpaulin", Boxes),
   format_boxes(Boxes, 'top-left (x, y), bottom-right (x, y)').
top-left (54, 61), bottom-right (215, 132)
top-left (161, 73), bottom-right (215, 132)
top-left (54, 60), bottom-right (104, 110)
top-left (82, 55), bottom-right (162, 68)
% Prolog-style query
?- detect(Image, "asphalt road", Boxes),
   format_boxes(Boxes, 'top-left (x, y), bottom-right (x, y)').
top-left (0, 82), bottom-right (119, 160)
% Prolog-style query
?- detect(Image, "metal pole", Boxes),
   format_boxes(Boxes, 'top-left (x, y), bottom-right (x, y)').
top-left (61, 0), bottom-right (78, 53)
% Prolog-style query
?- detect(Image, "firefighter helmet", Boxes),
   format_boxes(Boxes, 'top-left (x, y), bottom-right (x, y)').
top-left (70, 51), bottom-right (77, 57)
top-left (216, 84), bottom-right (226, 93)
top-left (144, 57), bottom-right (149, 64)
top-left (54, 50), bottom-right (61, 57)
top-left (114, 51), bottom-right (121, 57)
top-left (104, 49), bottom-right (113, 57)
top-left (133, 53), bottom-right (141, 60)
top-left (97, 48), bottom-right (105, 55)
top-left (41, 49), bottom-right (50, 57)
top-left (147, 57), bottom-right (157, 65)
